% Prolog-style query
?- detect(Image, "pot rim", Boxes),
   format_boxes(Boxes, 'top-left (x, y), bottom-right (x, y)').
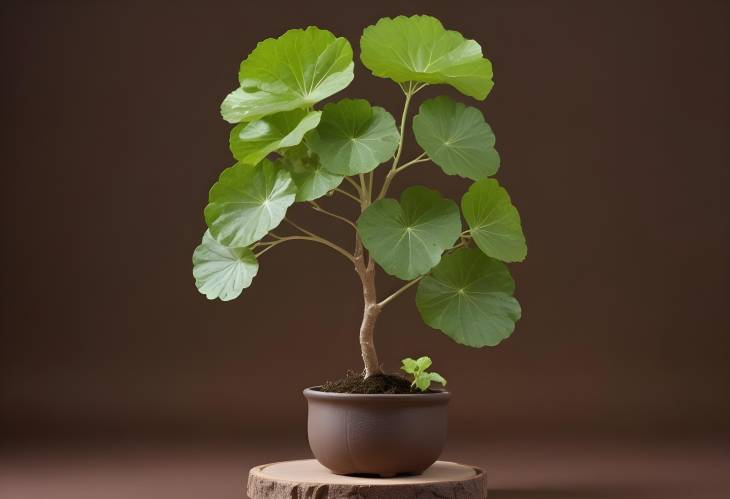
top-left (303, 386), bottom-right (451, 401)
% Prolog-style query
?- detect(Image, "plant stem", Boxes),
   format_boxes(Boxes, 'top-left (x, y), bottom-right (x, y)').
top-left (309, 201), bottom-right (357, 230)
top-left (377, 276), bottom-right (423, 308)
top-left (395, 152), bottom-right (429, 173)
top-left (333, 187), bottom-right (360, 204)
top-left (283, 218), bottom-right (356, 263)
top-left (343, 176), bottom-right (362, 194)
top-left (377, 82), bottom-right (416, 200)
top-left (359, 174), bottom-right (370, 207)
top-left (254, 235), bottom-right (355, 262)
top-left (354, 244), bottom-right (382, 377)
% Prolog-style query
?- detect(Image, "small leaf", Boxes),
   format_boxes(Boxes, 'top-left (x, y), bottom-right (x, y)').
top-left (229, 110), bottom-right (321, 165)
top-left (204, 159), bottom-right (296, 247)
top-left (428, 372), bottom-right (447, 386)
top-left (416, 247), bottom-right (521, 347)
top-left (401, 357), bottom-right (418, 374)
top-left (221, 27), bottom-right (354, 123)
top-left (357, 186), bottom-right (461, 280)
top-left (193, 230), bottom-right (259, 301)
top-left (414, 373), bottom-right (432, 391)
top-left (360, 15), bottom-right (493, 100)
top-left (308, 99), bottom-right (399, 175)
top-left (275, 144), bottom-right (343, 202)
top-left (413, 96), bottom-right (499, 180)
top-left (416, 356), bottom-right (432, 371)
top-left (462, 179), bottom-right (527, 262)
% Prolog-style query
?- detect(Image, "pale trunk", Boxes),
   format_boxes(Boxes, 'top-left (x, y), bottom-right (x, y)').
top-left (354, 235), bottom-right (381, 377)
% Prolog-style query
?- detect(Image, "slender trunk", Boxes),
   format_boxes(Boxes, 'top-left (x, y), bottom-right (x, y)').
top-left (354, 236), bottom-right (381, 377)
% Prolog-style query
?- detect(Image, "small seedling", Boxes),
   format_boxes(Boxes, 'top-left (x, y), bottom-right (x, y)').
top-left (401, 356), bottom-right (447, 392)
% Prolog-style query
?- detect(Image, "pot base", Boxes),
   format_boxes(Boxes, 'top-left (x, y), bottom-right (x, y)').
top-left (247, 459), bottom-right (486, 499)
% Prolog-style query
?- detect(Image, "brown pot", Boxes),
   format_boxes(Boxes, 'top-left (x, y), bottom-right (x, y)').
top-left (303, 387), bottom-right (450, 477)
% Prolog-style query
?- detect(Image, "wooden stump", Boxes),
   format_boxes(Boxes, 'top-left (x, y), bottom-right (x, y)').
top-left (247, 459), bottom-right (486, 498)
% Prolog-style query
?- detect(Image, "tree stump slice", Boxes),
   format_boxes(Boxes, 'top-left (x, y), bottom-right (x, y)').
top-left (247, 459), bottom-right (486, 498)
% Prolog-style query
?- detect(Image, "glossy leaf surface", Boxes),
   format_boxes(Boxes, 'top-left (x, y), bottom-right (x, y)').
top-left (360, 15), bottom-right (493, 99)
top-left (193, 230), bottom-right (259, 301)
top-left (416, 248), bottom-right (521, 347)
top-left (229, 110), bottom-right (321, 165)
top-left (413, 96), bottom-right (499, 180)
top-left (461, 179), bottom-right (527, 262)
top-left (308, 99), bottom-right (399, 175)
top-left (221, 27), bottom-right (354, 123)
top-left (205, 160), bottom-right (296, 247)
top-left (357, 186), bottom-right (461, 280)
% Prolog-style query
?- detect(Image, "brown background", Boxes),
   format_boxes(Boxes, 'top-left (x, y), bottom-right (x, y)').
top-left (1, 0), bottom-right (729, 452)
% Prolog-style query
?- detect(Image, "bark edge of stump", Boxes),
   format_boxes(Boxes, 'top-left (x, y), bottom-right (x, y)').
top-left (246, 459), bottom-right (486, 499)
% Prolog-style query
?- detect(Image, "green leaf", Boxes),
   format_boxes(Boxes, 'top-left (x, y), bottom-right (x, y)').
top-left (360, 15), bottom-right (493, 100)
top-left (193, 230), bottom-right (259, 301)
top-left (416, 247), bottom-right (521, 347)
top-left (413, 96), bottom-right (500, 180)
top-left (428, 372), bottom-right (447, 386)
top-left (221, 27), bottom-right (354, 123)
top-left (416, 356), bottom-right (432, 371)
top-left (275, 144), bottom-right (343, 202)
top-left (401, 357), bottom-right (418, 374)
top-left (462, 179), bottom-right (527, 262)
top-left (307, 99), bottom-right (399, 175)
top-left (414, 373), bottom-right (431, 391)
top-left (357, 186), bottom-right (461, 280)
top-left (229, 109), bottom-right (321, 165)
top-left (204, 159), bottom-right (296, 247)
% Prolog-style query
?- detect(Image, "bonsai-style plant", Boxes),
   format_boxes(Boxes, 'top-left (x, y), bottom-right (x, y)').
top-left (192, 14), bottom-right (526, 384)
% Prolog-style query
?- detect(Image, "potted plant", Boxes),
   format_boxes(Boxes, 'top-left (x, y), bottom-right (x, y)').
top-left (192, 14), bottom-right (526, 477)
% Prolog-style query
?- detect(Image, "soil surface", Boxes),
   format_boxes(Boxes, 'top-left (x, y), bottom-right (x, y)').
top-left (319, 370), bottom-right (432, 394)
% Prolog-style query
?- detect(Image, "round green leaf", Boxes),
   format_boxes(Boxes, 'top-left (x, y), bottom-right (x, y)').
top-left (462, 179), bottom-right (527, 262)
top-left (413, 96), bottom-right (500, 180)
top-left (204, 159), bottom-right (296, 247)
top-left (193, 230), bottom-right (259, 301)
top-left (308, 99), bottom-right (399, 175)
top-left (360, 15), bottom-right (493, 100)
top-left (221, 27), bottom-right (354, 123)
top-left (229, 110), bottom-right (321, 165)
top-left (357, 186), bottom-right (461, 280)
top-left (275, 144), bottom-right (343, 202)
top-left (416, 248), bottom-right (521, 347)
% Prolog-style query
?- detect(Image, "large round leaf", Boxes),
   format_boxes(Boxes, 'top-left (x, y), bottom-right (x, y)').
top-left (193, 230), bottom-right (259, 301)
top-left (413, 96), bottom-right (500, 180)
top-left (275, 144), bottom-right (343, 202)
top-left (308, 99), bottom-right (399, 175)
top-left (462, 179), bottom-right (527, 262)
top-left (204, 159), bottom-right (296, 247)
top-left (416, 248), bottom-right (521, 347)
top-left (360, 15), bottom-right (493, 100)
top-left (357, 186), bottom-right (461, 280)
top-left (229, 109), bottom-right (321, 165)
top-left (221, 27), bottom-right (354, 123)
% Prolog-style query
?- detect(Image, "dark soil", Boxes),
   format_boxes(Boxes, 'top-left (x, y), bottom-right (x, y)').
top-left (318, 370), bottom-right (431, 394)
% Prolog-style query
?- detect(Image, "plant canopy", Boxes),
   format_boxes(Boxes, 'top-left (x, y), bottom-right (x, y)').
top-left (193, 15), bottom-right (527, 378)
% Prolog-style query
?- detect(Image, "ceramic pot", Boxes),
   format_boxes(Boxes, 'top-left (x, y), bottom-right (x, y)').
top-left (303, 387), bottom-right (450, 477)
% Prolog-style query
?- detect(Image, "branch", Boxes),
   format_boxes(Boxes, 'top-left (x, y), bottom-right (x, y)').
top-left (343, 176), bottom-right (362, 194)
top-left (395, 152), bottom-right (429, 173)
top-left (359, 174), bottom-right (370, 207)
top-left (377, 276), bottom-right (423, 308)
top-left (309, 201), bottom-right (357, 230)
top-left (377, 82), bottom-right (417, 200)
top-left (333, 187), bottom-right (361, 204)
top-left (255, 235), bottom-right (355, 262)
top-left (284, 218), bottom-right (356, 263)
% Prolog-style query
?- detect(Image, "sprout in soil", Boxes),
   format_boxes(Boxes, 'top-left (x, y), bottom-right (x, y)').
top-left (401, 356), bottom-right (447, 392)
